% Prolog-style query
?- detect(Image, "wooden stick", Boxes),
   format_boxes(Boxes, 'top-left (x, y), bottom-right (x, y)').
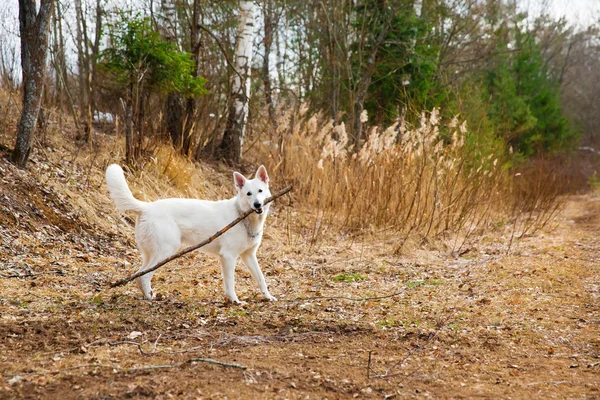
top-left (109, 185), bottom-right (292, 288)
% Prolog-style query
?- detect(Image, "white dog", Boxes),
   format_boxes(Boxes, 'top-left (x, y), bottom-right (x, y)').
top-left (105, 164), bottom-right (276, 303)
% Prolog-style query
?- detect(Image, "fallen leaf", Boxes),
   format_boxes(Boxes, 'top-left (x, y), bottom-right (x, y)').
top-left (128, 331), bottom-right (143, 339)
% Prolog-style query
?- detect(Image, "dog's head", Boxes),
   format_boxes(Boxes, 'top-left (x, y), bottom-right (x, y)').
top-left (233, 165), bottom-right (271, 215)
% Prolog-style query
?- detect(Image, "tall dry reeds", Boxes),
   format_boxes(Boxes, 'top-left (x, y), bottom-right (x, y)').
top-left (251, 106), bottom-right (564, 253)
top-left (504, 157), bottom-right (569, 252)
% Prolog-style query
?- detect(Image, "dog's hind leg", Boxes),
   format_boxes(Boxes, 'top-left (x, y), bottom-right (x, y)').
top-left (134, 252), bottom-right (150, 298)
top-left (135, 244), bottom-right (178, 300)
top-left (135, 221), bottom-right (180, 300)
top-left (241, 249), bottom-right (276, 301)
top-left (135, 263), bottom-right (156, 301)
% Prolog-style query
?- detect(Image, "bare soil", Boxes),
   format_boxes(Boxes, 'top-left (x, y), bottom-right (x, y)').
top-left (0, 142), bottom-right (599, 399)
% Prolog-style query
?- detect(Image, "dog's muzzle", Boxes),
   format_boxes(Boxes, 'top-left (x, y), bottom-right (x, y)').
top-left (254, 207), bottom-right (264, 214)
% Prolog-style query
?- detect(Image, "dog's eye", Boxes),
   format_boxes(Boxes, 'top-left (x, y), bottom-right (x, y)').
top-left (247, 192), bottom-right (252, 196)
top-left (258, 189), bottom-right (263, 193)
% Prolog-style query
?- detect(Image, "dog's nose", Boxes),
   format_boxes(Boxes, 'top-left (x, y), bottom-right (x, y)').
top-left (253, 201), bottom-right (261, 208)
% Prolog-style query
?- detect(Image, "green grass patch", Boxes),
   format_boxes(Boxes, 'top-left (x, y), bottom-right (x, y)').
top-left (228, 310), bottom-right (249, 317)
top-left (333, 273), bottom-right (367, 283)
top-left (448, 322), bottom-right (461, 331)
top-left (376, 318), bottom-right (421, 329)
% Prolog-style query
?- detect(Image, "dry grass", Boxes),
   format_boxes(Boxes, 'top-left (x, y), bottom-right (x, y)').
top-left (504, 158), bottom-right (568, 252)
top-left (250, 107), bottom-right (531, 254)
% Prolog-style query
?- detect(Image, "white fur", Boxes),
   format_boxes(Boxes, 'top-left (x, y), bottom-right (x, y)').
top-left (105, 164), bottom-right (276, 303)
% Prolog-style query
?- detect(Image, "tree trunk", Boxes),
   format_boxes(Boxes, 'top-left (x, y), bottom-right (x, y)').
top-left (55, 0), bottom-right (68, 108)
top-left (87, 0), bottom-right (103, 147)
top-left (262, 0), bottom-right (277, 128)
top-left (125, 84), bottom-right (134, 164)
top-left (166, 94), bottom-right (184, 148)
top-left (136, 90), bottom-right (146, 158)
top-left (125, 107), bottom-right (134, 163)
top-left (410, 0), bottom-right (423, 49)
top-left (159, 0), bottom-right (177, 42)
top-left (74, 0), bottom-right (88, 117)
top-left (353, 18), bottom-right (390, 151)
top-left (51, 2), bottom-right (60, 105)
top-left (160, 0), bottom-right (186, 151)
top-left (12, 0), bottom-right (54, 168)
top-left (183, 0), bottom-right (203, 156)
top-left (220, 0), bottom-right (256, 164)
top-left (414, 0), bottom-right (423, 17)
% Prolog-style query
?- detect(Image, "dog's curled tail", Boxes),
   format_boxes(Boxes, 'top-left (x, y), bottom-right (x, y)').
top-left (105, 164), bottom-right (147, 214)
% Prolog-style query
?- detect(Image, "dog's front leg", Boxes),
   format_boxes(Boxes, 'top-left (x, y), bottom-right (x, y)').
top-left (241, 249), bottom-right (277, 301)
top-left (219, 255), bottom-right (240, 304)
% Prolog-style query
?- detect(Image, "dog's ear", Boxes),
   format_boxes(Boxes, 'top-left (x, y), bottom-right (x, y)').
top-left (255, 165), bottom-right (269, 184)
top-left (233, 172), bottom-right (246, 190)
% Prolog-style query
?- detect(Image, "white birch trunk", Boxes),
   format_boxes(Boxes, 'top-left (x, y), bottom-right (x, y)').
top-left (414, 0), bottom-right (423, 17)
top-left (220, 0), bottom-right (256, 163)
top-left (262, 0), bottom-right (277, 126)
top-left (160, 0), bottom-right (178, 43)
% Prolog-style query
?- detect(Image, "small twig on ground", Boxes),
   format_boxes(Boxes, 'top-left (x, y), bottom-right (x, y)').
top-left (209, 331), bottom-right (328, 349)
top-left (288, 290), bottom-right (405, 303)
top-left (6, 356), bottom-right (247, 379)
top-left (0, 264), bottom-right (36, 278)
top-left (0, 272), bottom-right (23, 278)
top-left (108, 341), bottom-right (149, 355)
top-left (527, 381), bottom-right (573, 387)
top-left (186, 358), bottom-right (246, 370)
top-left (163, 345), bottom-right (205, 355)
top-left (1, 269), bottom-right (77, 279)
top-left (109, 186), bottom-right (292, 288)
top-left (152, 333), bottom-right (162, 354)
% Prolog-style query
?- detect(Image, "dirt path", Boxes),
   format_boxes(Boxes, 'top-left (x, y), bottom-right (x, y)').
top-left (1, 192), bottom-right (599, 399)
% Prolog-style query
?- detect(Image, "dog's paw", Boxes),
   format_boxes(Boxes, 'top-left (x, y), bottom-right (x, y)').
top-left (143, 291), bottom-right (157, 301)
top-left (264, 294), bottom-right (278, 302)
top-left (225, 296), bottom-right (243, 305)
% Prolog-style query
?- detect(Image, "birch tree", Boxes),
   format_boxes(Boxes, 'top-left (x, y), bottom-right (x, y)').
top-left (261, 0), bottom-right (277, 128)
top-left (219, 0), bottom-right (256, 164)
top-left (12, 0), bottom-right (54, 168)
